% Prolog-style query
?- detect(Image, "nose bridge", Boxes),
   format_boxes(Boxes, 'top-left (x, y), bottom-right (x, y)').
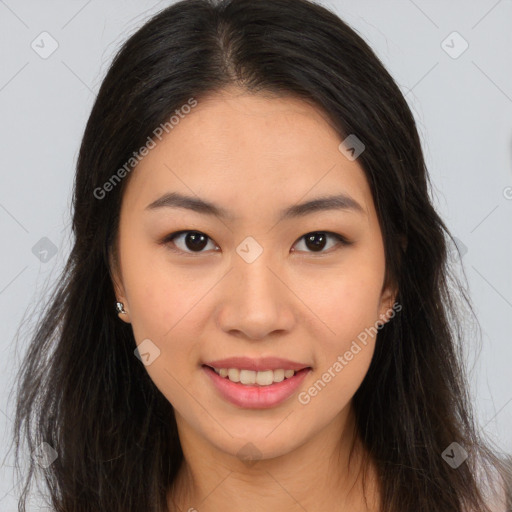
top-left (216, 238), bottom-right (295, 339)
top-left (233, 241), bottom-right (281, 304)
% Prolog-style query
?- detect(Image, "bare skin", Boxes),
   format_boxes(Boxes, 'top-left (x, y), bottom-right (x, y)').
top-left (110, 86), bottom-right (396, 511)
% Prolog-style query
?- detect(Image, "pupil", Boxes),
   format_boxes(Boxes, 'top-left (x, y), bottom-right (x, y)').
top-left (186, 232), bottom-right (208, 251)
top-left (305, 233), bottom-right (326, 251)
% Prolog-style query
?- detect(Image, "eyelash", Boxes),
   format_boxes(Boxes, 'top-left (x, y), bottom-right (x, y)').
top-left (161, 230), bottom-right (352, 256)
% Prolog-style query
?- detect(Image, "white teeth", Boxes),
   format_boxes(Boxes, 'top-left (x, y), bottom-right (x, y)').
top-left (240, 369), bottom-right (256, 385)
top-left (227, 368), bottom-right (240, 382)
top-left (212, 367), bottom-right (299, 386)
top-left (273, 369), bottom-right (285, 382)
top-left (255, 370), bottom-right (273, 386)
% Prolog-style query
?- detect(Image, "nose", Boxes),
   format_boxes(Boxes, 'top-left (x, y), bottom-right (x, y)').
top-left (215, 252), bottom-right (296, 341)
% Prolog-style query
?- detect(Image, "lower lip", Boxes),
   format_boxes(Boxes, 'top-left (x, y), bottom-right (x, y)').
top-left (202, 365), bottom-right (311, 409)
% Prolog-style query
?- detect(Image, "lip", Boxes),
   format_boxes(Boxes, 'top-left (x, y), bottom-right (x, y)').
top-left (203, 365), bottom-right (312, 409)
top-left (203, 356), bottom-right (310, 372)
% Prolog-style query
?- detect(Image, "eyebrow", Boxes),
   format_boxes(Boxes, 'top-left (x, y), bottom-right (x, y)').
top-left (145, 191), bottom-right (365, 221)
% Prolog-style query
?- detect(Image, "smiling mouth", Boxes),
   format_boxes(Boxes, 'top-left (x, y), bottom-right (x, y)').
top-left (203, 365), bottom-right (311, 387)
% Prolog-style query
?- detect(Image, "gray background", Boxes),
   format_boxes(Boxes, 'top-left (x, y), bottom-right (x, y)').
top-left (1, 0), bottom-right (511, 509)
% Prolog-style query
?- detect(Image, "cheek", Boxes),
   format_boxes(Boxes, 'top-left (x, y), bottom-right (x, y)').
top-left (295, 254), bottom-right (385, 404)
top-left (119, 241), bottom-right (222, 404)
top-left (120, 233), bottom-right (209, 338)
top-left (120, 247), bottom-right (208, 406)
top-left (298, 261), bottom-right (385, 341)
top-left (297, 271), bottom-right (382, 414)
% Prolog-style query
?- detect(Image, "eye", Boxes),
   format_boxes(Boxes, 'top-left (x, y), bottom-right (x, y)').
top-left (162, 230), bottom-right (351, 256)
top-left (291, 231), bottom-right (351, 254)
top-left (163, 230), bottom-right (219, 255)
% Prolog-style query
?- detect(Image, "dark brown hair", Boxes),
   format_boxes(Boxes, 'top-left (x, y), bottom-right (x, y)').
top-left (10, 0), bottom-right (511, 510)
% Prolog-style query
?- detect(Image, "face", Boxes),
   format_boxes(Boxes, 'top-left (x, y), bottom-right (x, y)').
top-left (111, 87), bottom-right (396, 462)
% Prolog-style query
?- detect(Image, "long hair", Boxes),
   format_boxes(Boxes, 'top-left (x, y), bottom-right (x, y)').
top-left (10, 0), bottom-right (510, 510)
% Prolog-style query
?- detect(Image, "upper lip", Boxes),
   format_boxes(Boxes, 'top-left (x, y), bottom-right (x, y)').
top-left (203, 356), bottom-right (311, 372)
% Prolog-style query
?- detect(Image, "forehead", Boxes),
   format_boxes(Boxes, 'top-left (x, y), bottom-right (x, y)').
top-left (121, 88), bottom-right (373, 221)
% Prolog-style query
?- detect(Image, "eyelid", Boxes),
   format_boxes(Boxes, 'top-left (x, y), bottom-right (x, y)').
top-left (161, 230), bottom-right (352, 255)
top-left (291, 232), bottom-right (352, 255)
top-left (161, 230), bottom-right (219, 256)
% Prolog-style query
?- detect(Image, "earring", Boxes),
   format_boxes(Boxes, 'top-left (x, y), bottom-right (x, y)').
top-left (115, 301), bottom-right (127, 314)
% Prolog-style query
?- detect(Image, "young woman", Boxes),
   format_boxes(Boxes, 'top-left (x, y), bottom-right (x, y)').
top-left (11, 0), bottom-right (511, 510)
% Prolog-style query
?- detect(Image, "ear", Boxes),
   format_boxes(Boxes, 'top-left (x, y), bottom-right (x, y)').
top-left (377, 235), bottom-right (405, 323)
top-left (377, 277), bottom-right (399, 325)
top-left (109, 248), bottom-right (131, 324)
